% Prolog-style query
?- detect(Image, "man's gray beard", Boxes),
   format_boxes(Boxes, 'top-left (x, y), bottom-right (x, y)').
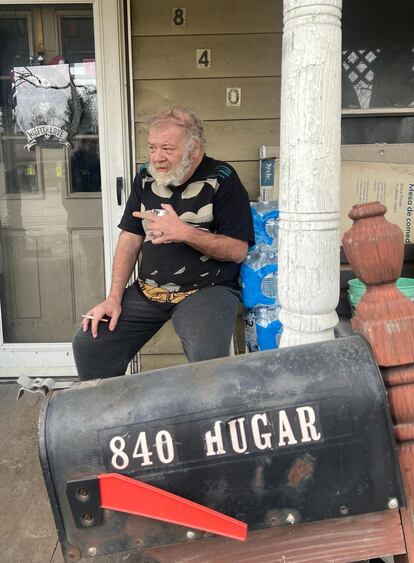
top-left (149, 151), bottom-right (192, 189)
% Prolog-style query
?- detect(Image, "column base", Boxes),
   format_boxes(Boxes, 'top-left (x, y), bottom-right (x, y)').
top-left (279, 326), bottom-right (336, 347)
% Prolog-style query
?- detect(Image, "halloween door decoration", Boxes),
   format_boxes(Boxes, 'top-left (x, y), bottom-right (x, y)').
top-left (12, 64), bottom-right (80, 151)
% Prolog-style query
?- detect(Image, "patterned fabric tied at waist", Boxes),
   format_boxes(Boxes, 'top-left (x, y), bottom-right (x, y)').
top-left (138, 279), bottom-right (198, 304)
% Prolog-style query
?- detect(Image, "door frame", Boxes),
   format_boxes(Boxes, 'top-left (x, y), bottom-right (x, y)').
top-left (0, 0), bottom-right (132, 377)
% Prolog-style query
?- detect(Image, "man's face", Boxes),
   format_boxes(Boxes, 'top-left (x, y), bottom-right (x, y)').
top-left (147, 123), bottom-right (198, 188)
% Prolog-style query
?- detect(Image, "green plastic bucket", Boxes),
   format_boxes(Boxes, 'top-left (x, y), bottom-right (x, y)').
top-left (348, 277), bottom-right (414, 315)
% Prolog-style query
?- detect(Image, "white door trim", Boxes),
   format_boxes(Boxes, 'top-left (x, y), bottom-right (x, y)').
top-left (93, 0), bottom-right (132, 283)
top-left (0, 0), bottom-right (131, 377)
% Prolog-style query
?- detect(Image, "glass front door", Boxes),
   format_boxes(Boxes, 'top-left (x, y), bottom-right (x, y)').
top-left (0, 1), bottom-right (128, 376)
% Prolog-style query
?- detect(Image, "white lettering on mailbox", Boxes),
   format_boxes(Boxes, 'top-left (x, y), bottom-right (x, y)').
top-left (205, 420), bottom-right (226, 456)
top-left (251, 413), bottom-right (273, 450)
top-left (296, 406), bottom-right (322, 443)
top-left (228, 417), bottom-right (248, 454)
top-left (278, 410), bottom-right (299, 447)
top-left (106, 404), bottom-right (322, 471)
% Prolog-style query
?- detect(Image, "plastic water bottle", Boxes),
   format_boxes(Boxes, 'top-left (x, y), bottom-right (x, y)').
top-left (255, 306), bottom-right (283, 351)
top-left (262, 260), bottom-right (278, 300)
top-left (250, 201), bottom-right (279, 253)
top-left (240, 251), bottom-right (278, 308)
top-left (243, 309), bottom-right (259, 352)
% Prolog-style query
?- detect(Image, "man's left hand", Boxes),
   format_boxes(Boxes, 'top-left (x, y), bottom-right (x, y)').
top-left (133, 204), bottom-right (190, 244)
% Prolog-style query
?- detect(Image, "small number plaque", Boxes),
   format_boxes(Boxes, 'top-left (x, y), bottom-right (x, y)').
top-left (196, 49), bottom-right (211, 69)
top-left (226, 87), bottom-right (242, 106)
top-left (172, 7), bottom-right (186, 26)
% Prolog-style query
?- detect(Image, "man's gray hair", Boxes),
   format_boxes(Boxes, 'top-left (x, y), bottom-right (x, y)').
top-left (146, 107), bottom-right (206, 152)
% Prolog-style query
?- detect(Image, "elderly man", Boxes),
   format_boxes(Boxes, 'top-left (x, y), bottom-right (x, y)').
top-left (73, 107), bottom-right (254, 380)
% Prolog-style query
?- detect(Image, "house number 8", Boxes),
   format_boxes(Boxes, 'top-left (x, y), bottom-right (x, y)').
top-left (172, 7), bottom-right (186, 26)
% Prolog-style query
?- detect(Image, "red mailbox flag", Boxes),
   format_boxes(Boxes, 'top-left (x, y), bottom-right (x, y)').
top-left (98, 473), bottom-right (247, 541)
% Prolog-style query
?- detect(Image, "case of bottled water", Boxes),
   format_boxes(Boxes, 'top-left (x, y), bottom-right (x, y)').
top-left (241, 201), bottom-right (283, 351)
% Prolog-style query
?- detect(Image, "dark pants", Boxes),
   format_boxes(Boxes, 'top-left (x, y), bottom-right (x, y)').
top-left (72, 284), bottom-right (240, 380)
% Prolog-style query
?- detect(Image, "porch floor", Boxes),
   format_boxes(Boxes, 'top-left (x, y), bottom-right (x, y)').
top-left (0, 383), bottom-right (63, 563)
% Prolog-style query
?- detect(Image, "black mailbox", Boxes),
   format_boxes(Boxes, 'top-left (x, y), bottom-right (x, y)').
top-left (39, 335), bottom-right (404, 561)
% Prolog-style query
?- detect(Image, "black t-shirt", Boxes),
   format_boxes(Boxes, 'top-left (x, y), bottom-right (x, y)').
top-left (118, 155), bottom-right (254, 291)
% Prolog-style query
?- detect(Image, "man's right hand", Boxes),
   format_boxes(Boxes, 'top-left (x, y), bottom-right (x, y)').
top-left (82, 230), bottom-right (143, 338)
top-left (82, 295), bottom-right (122, 338)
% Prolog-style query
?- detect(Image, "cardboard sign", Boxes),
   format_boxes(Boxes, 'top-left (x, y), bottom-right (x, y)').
top-left (341, 161), bottom-right (414, 243)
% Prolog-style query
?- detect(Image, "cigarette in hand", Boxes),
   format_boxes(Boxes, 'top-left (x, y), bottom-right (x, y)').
top-left (81, 314), bottom-right (109, 323)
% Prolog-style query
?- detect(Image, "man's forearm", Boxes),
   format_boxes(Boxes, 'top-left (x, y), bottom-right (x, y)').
top-left (181, 224), bottom-right (248, 263)
top-left (134, 206), bottom-right (249, 263)
top-left (109, 231), bottom-right (143, 301)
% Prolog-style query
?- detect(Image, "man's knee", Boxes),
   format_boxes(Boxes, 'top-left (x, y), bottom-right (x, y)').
top-left (72, 327), bottom-right (85, 357)
top-left (72, 328), bottom-right (97, 380)
top-left (72, 326), bottom-right (96, 357)
top-left (72, 326), bottom-right (120, 380)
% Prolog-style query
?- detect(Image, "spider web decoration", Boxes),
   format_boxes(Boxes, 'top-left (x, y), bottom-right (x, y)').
top-left (11, 63), bottom-right (80, 151)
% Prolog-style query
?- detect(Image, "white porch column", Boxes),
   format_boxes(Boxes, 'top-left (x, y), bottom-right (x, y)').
top-left (278, 0), bottom-right (342, 347)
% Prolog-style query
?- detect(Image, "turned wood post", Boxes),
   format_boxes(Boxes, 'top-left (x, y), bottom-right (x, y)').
top-left (343, 201), bottom-right (414, 561)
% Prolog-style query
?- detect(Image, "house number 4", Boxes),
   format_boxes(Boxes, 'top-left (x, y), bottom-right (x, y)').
top-left (196, 49), bottom-right (211, 68)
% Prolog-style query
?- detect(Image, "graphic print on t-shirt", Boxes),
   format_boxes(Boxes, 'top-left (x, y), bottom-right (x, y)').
top-left (118, 156), bottom-right (255, 292)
